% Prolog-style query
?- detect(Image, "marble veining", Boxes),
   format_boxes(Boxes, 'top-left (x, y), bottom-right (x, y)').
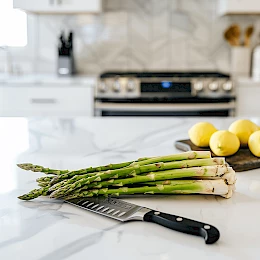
top-left (1, 117), bottom-right (260, 260)
top-left (37, 223), bottom-right (122, 260)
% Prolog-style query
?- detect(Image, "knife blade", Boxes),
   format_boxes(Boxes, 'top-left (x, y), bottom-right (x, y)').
top-left (66, 197), bottom-right (220, 244)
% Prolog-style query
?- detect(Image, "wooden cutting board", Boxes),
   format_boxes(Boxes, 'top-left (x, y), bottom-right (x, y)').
top-left (175, 139), bottom-right (260, 172)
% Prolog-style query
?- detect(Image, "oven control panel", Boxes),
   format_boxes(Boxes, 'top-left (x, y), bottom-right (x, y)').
top-left (95, 77), bottom-right (235, 99)
top-left (96, 77), bottom-right (141, 98)
top-left (191, 79), bottom-right (235, 98)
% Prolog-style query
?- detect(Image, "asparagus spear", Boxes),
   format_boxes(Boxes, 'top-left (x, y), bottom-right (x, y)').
top-left (18, 186), bottom-right (50, 201)
top-left (17, 157), bottom-right (151, 175)
top-left (63, 179), bottom-right (232, 200)
top-left (140, 167), bottom-right (236, 186)
top-left (50, 158), bottom-right (225, 198)
top-left (17, 164), bottom-right (69, 175)
top-left (131, 151), bottom-right (211, 166)
top-left (141, 174), bottom-right (235, 186)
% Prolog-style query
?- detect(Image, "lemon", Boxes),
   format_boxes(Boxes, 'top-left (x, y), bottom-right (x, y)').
top-left (248, 131), bottom-right (260, 157)
top-left (228, 119), bottom-right (259, 147)
top-left (188, 122), bottom-right (217, 147)
top-left (209, 130), bottom-right (240, 156)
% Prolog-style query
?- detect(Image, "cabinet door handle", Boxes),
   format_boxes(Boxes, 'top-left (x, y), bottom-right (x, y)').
top-left (30, 98), bottom-right (57, 104)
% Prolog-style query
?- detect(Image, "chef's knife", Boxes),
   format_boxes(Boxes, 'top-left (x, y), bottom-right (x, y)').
top-left (66, 197), bottom-right (220, 244)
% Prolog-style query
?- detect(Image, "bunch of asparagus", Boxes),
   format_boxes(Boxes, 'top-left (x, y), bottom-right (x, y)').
top-left (17, 151), bottom-right (236, 201)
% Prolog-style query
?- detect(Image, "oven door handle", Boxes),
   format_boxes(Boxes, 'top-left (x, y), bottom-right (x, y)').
top-left (94, 101), bottom-right (236, 112)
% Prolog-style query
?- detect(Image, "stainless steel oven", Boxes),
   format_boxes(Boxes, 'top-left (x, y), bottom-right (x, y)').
top-left (94, 72), bottom-right (236, 117)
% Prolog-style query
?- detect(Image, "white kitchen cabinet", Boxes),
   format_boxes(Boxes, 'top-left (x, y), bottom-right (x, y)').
top-left (13, 0), bottom-right (102, 14)
top-left (1, 84), bottom-right (93, 117)
top-left (218, 0), bottom-right (260, 15)
top-left (236, 83), bottom-right (260, 117)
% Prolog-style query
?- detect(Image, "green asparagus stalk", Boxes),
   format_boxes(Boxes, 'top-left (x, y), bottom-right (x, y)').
top-left (18, 186), bottom-right (50, 201)
top-left (141, 173), bottom-right (236, 186)
top-left (63, 179), bottom-right (232, 200)
top-left (17, 157), bottom-right (151, 175)
top-left (17, 164), bottom-right (69, 175)
top-left (50, 158), bottom-right (225, 198)
top-left (138, 167), bottom-right (236, 186)
top-left (131, 151), bottom-right (211, 166)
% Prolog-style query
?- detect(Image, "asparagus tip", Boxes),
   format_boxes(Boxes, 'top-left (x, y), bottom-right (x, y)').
top-left (49, 177), bottom-right (58, 185)
top-left (17, 163), bottom-right (33, 170)
top-left (49, 192), bottom-right (55, 199)
top-left (17, 163), bottom-right (43, 172)
top-left (18, 194), bottom-right (31, 200)
top-left (49, 190), bottom-right (62, 199)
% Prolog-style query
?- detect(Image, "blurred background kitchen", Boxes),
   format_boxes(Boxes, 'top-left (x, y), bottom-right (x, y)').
top-left (0, 0), bottom-right (260, 117)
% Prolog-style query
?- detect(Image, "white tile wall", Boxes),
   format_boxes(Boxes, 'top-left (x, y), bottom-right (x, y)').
top-left (2, 0), bottom-right (260, 75)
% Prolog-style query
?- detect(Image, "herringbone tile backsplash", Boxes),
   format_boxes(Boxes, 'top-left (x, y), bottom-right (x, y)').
top-left (36, 0), bottom-right (260, 74)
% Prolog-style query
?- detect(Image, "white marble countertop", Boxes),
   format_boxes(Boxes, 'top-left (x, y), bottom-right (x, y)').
top-left (1, 116), bottom-right (260, 260)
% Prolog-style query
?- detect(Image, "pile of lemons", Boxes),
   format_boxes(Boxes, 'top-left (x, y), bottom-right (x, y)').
top-left (188, 119), bottom-right (260, 157)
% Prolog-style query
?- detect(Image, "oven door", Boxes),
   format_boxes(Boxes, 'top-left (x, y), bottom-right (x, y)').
top-left (94, 101), bottom-right (236, 117)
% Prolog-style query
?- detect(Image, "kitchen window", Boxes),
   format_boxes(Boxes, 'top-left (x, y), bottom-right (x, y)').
top-left (0, 0), bottom-right (27, 47)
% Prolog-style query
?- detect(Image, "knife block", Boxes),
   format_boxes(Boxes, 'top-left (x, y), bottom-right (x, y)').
top-left (57, 55), bottom-right (75, 76)
top-left (57, 31), bottom-right (75, 76)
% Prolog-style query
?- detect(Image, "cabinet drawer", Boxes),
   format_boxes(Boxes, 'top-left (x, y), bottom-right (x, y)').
top-left (2, 86), bottom-right (93, 116)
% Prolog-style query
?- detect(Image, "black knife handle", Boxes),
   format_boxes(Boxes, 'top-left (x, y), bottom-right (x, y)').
top-left (143, 210), bottom-right (220, 244)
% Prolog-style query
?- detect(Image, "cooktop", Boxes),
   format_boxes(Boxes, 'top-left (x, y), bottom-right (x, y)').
top-left (100, 71), bottom-right (230, 79)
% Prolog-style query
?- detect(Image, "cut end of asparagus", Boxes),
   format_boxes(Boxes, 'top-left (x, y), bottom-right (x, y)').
top-left (221, 184), bottom-right (236, 199)
top-left (213, 158), bottom-right (226, 165)
top-left (207, 179), bottom-right (229, 195)
top-left (224, 168), bottom-right (237, 185)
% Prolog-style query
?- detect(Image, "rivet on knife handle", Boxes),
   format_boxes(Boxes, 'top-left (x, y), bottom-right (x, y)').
top-left (143, 210), bottom-right (220, 244)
